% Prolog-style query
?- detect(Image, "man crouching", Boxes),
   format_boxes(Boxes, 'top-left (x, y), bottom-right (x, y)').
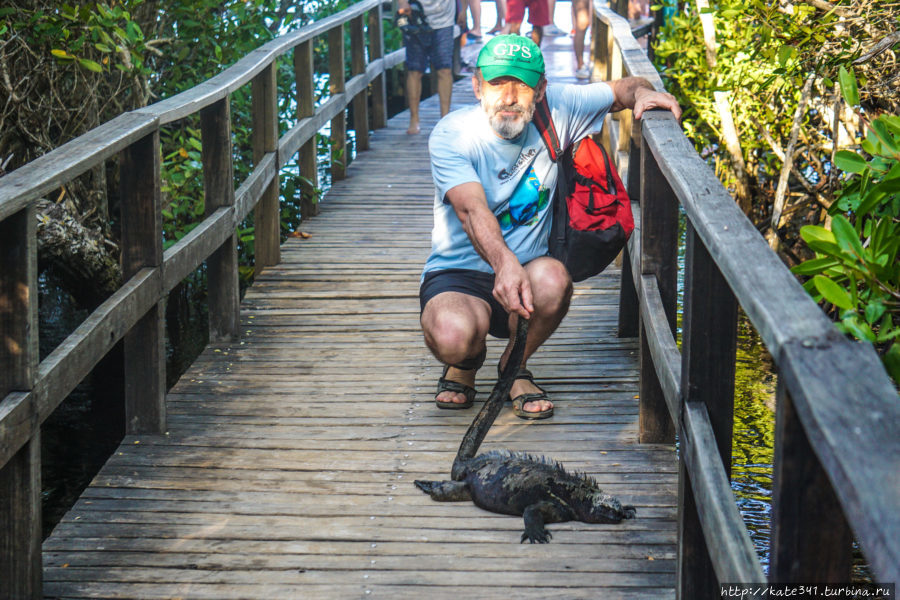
top-left (419, 35), bottom-right (681, 419)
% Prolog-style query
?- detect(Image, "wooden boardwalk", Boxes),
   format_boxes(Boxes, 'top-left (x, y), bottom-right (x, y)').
top-left (42, 33), bottom-right (678, 599)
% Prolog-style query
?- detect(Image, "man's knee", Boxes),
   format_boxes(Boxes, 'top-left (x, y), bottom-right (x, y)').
top-left (528, 258), bottom-right (573, 312)
top-left (421, 299), bottom-right (487, 361)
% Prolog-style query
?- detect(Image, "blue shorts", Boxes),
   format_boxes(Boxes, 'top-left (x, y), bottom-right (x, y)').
top-left (403, 25), bottom-right (454, 72)
top-left (419, 269), bottom-right (512, 339)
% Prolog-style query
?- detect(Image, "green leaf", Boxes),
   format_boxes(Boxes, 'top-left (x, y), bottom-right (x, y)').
top-left (830, 214), bottom-right (865, 260)
top-left (800, 224), bottom-right (836, 245)
top-left (791, 256), bottom-right (839, 275)
top-left (838, 65), bottom-right (859, 106)
top-left (864, 301), bottom-right (886, 324)
top-left (841, 315), bottom-right (875, 342)
top-left (813, 275), bottom-right (854, 310)
top-left (51, 48), bottom-right (74, 59)
top-left (884, 343), bottom-right (900, 385)
top-left (834, 150), bottom-right (867, 174)
top-left (78, 57), bottom-right (103, 72)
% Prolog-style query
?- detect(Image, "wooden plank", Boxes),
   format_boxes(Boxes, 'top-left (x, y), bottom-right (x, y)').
top-left (251, 62), bottom-right (280, 269)
top-left (0, 206), bottom-right (41, 599)
top-left (680, 401), bottom-right (765, 584)
top-left (201, 97), bottom-right (240, 342)
top-left (119, 131), bottom-right (166, 434)
top-left (234, 152), bottom-right (277, 223)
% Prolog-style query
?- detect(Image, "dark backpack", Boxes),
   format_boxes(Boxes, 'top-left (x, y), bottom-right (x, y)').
top-left (533, 97), bottom-right (634, 282)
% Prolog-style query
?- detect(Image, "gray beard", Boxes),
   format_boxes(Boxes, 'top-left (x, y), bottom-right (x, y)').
top-left (483, 97), bottom-right (535, 139)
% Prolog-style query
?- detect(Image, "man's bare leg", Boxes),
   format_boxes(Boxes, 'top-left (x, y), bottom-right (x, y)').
top-left (437, 68), bottom-right (453, 117)
top-left (406, 70), bottom-right (423, 134)
top-left (421, 292), bottom-right (492, 405)
top-left (499, 257), bottom-right (572, 413)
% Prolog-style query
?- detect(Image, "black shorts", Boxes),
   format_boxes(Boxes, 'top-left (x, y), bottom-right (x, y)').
top-left (419, 268), bottom-right (512, 338)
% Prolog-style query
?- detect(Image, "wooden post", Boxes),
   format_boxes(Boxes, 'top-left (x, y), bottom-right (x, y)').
top-left (368, 4), bottom-right (387, 130)
top-left (252, 62), bottom-right (281, 269)
top-left (591, 15), bottom-right (609, 82)
top-left (295, 40), bottom-right (319, 220)
top-left (0, 206), bottom-right (41, 599)
top-left (638, 127), bottom-right (678, 444)
top-left (328, 24), bottom-right (347, 181)
top-left (617, 242), bottom-right (639, 338)
top-left (350, 15), bottom-right (370, 153)
top-left (120, 131), bottom-right (166, 434)
top-left (677, 221), bottom-right (738, 599)
top-left (201, 97), bottom-right (239, 342)
top-left (770, 380), bottom-right (852, 583)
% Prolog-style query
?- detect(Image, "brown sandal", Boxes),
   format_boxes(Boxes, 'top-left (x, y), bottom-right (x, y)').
top-left (435, 348), bottom-right (486, 410)
top-left (504, 367), bottom-right (554, 420)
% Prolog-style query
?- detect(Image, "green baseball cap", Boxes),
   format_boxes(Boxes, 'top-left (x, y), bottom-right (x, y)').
top-left (476, 34), bottom-right (545, 88)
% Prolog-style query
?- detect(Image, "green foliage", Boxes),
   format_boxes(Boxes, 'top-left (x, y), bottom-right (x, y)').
top-left (792, 111), bottom-right (900, 384)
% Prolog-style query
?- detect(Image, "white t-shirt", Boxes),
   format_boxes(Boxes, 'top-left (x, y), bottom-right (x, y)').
top-left (423, 82), bottom-right (615, 278)
top-left (418, 0), bottom-right (455, 29)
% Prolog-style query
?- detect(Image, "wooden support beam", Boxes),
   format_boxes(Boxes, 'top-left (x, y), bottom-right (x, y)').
top-left (328, 25), bottom-right (347, 181)
top-left (120, 131), bottom-right (166, 434)
top-left (638, 123), bottom-right (678, 444)
top-left (251, 62), bottom-right (281, 269)
top-left (201, 97), bottom-right (239, 342)
top-left (770, 381), bottom-right (852, 583)
top-left (350, 15), bottom-right (369, 153)
top-left (295, 40), bottom-right (320, 219)
top-left (678, 221), bottom-right (739, 598)
top-left (0, 206), bottom-right (41, 599)
top-left (368, 4), bottom-right (387, 129)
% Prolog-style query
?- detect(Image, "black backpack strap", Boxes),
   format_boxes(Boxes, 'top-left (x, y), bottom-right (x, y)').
top-left (532, 97), bottom-right (568, 253)
top-left (533, 97), bottom-right (562, 163)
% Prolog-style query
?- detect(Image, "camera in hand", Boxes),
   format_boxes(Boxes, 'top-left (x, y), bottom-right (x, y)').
top-left (397, 0), bottom-right (432, 35)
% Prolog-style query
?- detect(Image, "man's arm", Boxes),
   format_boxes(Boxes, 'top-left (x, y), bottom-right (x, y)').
top-left (444, 182), bottom-right (534, 319)
top-left (607, 76), bottom-right (682, 121)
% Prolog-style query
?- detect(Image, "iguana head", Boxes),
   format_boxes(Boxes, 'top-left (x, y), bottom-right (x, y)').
top-left (578, 491), bottom-right (637, 523)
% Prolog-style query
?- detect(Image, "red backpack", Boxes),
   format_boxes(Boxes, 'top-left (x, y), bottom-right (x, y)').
top-left (533, 97), bottom-right (634, 282)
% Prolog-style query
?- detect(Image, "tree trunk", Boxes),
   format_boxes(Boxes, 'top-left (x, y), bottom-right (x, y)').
top-left (36, 198), bottom-right (121, 308)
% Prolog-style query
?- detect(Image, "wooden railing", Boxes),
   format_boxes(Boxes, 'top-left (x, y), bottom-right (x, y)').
top-left (0, 1), bottom-right (403, 596)
top-left (591, 4), bottom-right (900, 598)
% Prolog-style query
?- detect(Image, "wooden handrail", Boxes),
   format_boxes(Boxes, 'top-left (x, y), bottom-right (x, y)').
top-left (592, 2), bottom-right (900, 595)
top-left (0, 1), bottom-right (397, 594)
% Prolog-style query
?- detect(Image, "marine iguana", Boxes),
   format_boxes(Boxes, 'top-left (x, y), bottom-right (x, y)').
top-left (415, 318), bottom-right (636, 543)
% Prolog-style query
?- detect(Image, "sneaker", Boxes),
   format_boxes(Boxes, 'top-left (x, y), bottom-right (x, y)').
top-left (575, 65), bottom-right (591, 80)
top-left (543, 24), bottom-right (567, 36)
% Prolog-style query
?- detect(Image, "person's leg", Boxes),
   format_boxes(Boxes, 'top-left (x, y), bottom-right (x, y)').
top-left (468, 0), bottom-right (482, 35)
top-left (526, 0), bottom-right (549, 46)
top-left (437, 69), bottom-right (453, 116)
top-left (499, 256), bottom-right (572, 413)
top-left (573, 0), bottom-right (590, 75)
top-left (503, 0), bottom-right (524, 34)
top-left (403, 30), bottom-right (428, 134)
top-left (489, 0), bottom-right (506, 33)
top-left (421, 292), bottom-right (493, 405)
top-left (431, 26), bottom-right (455, 117)
top-left (406, 70), bottom-right (423, 134)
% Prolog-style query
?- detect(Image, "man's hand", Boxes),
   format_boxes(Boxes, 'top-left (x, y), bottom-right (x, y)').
top-left (493, 259), bottom-right (534, 319)
top-left (608, 76), bottom-right (682, 121)
top-left (633, 87), bottom-right (682, 121)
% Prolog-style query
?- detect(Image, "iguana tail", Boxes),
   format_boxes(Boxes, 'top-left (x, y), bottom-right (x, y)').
top-left (451, 317), bottom-right (529, 480)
